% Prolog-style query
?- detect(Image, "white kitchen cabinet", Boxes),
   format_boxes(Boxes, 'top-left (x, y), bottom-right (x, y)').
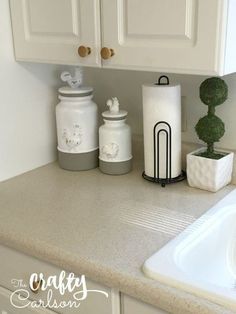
top-left (0, 285), bottom-right (55, 314)
top-left (0, 245), bottom-right (120, 314)
top-left (10, 0), bottom-right (236, 75)
top-left (0, 244), bottom-right (169, 314)
top-left (101, 0), bottom-right (236, 75)
top-left (10, 0), bottom-right (101, 67)
top-left (121, 294), bottom-right (169, 314)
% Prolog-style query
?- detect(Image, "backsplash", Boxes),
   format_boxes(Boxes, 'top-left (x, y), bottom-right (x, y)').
top-left (84, 67), bottom-right (236, 152)
top-left (84, 68), bottom-right (236, 185)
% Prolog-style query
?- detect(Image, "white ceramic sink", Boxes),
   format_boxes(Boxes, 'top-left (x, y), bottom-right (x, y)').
top-left (143, 189), bottom-right (236, 311)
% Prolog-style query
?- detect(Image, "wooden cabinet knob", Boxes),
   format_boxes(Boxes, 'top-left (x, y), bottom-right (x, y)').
top-left (30, 280), bottom-right (42, 294)
top-left (101, 47), bottom-right (115, 60)
top-left (78, 46), bottom-right (91, 57)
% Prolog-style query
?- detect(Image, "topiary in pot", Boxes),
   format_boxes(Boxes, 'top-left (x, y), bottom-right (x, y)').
top-left (187, 77), bottom-right (234, 192)
top-left (195, 77), bottom-right (227, 159)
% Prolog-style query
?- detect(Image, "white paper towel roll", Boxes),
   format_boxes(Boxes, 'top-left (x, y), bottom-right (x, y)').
top-left (143, 82), bottom-right (181, 179)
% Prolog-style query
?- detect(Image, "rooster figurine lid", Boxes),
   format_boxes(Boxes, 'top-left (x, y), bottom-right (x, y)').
top-left (102, 97), bottom-right (127, 120)
top-left (59, 67), bottom-right (93, 97)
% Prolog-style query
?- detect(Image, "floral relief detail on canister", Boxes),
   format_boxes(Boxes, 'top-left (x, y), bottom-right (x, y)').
top-left (101, 143), bottom-right (119, 160)
top-left (62, 124), bottom-right (82, 152)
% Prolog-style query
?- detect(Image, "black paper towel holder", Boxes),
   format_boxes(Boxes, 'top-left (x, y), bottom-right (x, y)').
top-left (142, 76), bottom-right (186, 187)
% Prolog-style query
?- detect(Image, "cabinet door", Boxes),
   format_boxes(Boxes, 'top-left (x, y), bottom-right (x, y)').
top-left (0, 245), bottom-right (120, 314)
top-left (10, 0), bottom-right (101, 66)
top-left (121, 295), bottom-right (169, 314)
top-left (0, 286), bottom-right (55, 314)
top-left (101, 0), bottom-right (227, 75)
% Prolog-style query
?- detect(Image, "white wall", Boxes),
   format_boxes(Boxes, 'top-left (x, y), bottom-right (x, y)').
top-left (84, 67), bottom-right (236, 152)
top-left (0, 0), bottom-right (64, 182)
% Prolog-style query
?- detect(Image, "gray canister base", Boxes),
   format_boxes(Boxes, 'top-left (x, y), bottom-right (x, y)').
top-left (99, 159), bottom-right (132, 175)
top-left (58, 149), bottom-right (98, 171)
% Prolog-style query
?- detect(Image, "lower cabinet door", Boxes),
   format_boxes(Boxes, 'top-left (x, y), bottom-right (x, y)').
top-left (121, 294), bottom-right (169, 314)
top-left (0, 286), bottom-right (55, 314)
top-left (0, 245), bottom-right (120, 314)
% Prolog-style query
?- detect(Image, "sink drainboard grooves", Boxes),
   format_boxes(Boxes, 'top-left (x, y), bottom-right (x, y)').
top-left (119, 203), bottom-right (196, 236)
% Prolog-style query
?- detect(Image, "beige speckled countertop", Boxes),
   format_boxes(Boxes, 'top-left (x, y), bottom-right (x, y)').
top-left (0, 156), bottom-right (235, 314)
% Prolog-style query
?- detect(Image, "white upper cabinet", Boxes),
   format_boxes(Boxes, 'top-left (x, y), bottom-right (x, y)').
top-left (101, 0), bottom-right (233, 75)
top-left (10, 0), bottom-right (101, 66)
top-left (10, 0), bottom-right (236, 75)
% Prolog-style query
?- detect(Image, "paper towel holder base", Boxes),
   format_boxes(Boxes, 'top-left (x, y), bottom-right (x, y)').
top-left (142, 171), bottom-right (186, 188)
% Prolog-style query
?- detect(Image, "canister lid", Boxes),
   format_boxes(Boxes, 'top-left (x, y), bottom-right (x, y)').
top-left (102, 110), bottom-right (127, 120)
top-left (102, 97), bottom-right (127, 120)
top-left (59, 86), bottom-right (93, 97)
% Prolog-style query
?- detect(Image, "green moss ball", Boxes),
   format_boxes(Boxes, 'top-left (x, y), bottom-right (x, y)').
top-left (195, 115), bottom-right (225, 144)
top-left (200, 77), bottom-right (228, 107)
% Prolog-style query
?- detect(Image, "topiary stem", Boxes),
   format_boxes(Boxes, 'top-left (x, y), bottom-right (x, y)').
top-left (207, 106), bottom-right (215, 155)
top-left (207, 143), bottom-right (214, 154)
top-left (208, 105), bottom-right (215, 116)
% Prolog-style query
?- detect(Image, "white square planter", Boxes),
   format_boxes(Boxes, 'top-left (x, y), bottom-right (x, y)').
top-left (187, 148), bottom-right (234, 192)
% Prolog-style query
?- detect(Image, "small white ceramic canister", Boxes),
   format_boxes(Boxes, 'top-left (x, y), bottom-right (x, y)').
top-left (99, 97), bottom-right (132, 175)
top-left (56, 69), bottom-right (98, 171)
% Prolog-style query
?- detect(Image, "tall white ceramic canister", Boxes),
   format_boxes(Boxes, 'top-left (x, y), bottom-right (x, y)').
top-left (142, 76), bottom-right (182, 180)
top-left (99, 97), bottom-right (132, 175)
top-left (56, 69), bottom-right (98, 171)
